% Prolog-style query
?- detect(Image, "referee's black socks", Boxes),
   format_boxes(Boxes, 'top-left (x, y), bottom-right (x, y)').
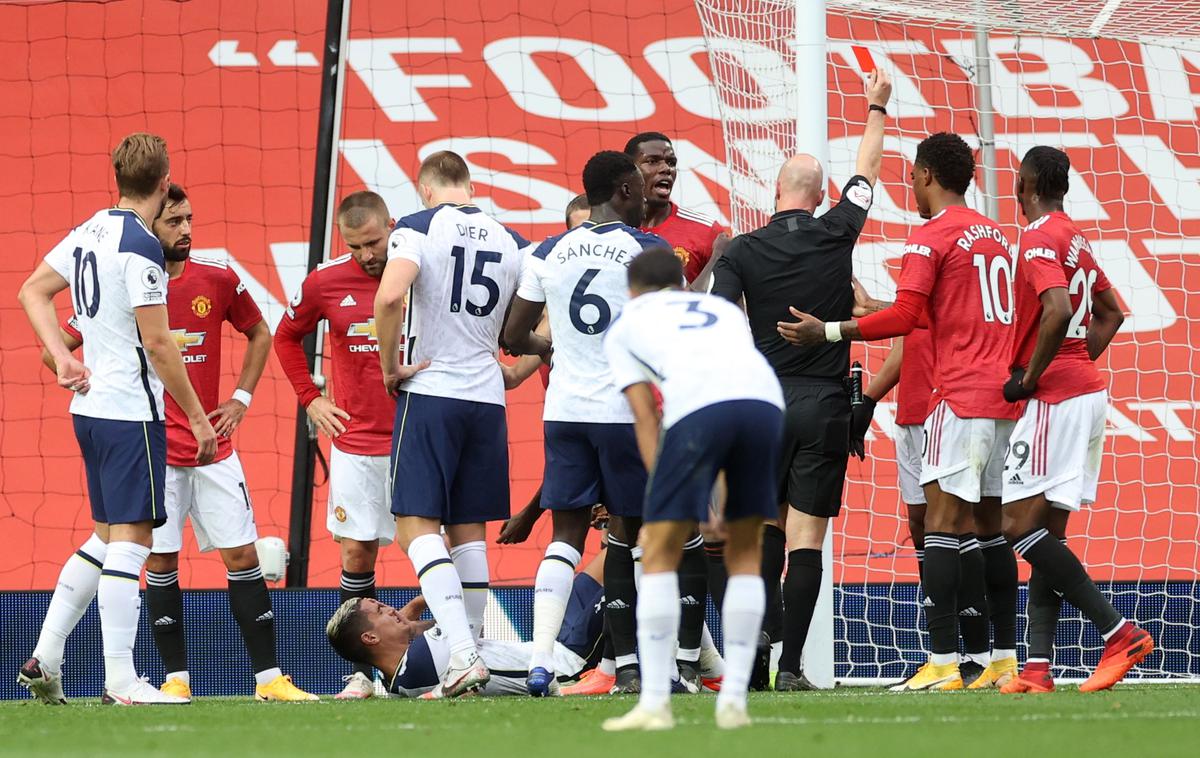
top-left (779, 547), bottom-right (821, 675)
top-left (760, 525), bottom-right (786, 644)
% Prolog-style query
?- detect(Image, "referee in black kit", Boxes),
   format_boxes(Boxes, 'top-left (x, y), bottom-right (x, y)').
top-left (711, 68), bottom-right (891, 691)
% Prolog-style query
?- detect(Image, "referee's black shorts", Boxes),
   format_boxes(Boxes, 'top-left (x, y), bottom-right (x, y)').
top-left (778, 377), bottom-right (851, 518)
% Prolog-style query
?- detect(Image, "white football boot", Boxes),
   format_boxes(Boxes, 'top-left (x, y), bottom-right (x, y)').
top-left (601, 704), bottom-right (675, 732)
top-left (102, 677), bottom-right (189, 705)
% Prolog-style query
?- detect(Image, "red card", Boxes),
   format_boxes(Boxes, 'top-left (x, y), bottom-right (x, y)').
top-left (851, 45), bottom-right (877, 74)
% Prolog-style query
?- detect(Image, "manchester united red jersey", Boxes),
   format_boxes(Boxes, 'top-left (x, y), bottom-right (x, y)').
top-left (896, 205), bottom-right (1021, 421)
top-left (274, 254), bottom-right (397, 456)
top-left (895, 326), bottom-right (935, 426)
top-left (1011, 211), bottom-right (1112, 405)
top-left (641, 202), bottom-right (723, 284)
top-left (64, 255), bottom-right (263, 467)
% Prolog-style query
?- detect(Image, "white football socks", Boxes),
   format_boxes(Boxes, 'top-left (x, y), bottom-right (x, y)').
top-left (636, 571), bottom-right (680, 711)
top-left (717, 574), bottom-right (765, 710)
top-left (530, 541), bottom-right (581, 673)
top-left (631, 545), bottom-right (644, 588)
top-left (699, 622), bottom-right (725, 677)
top-left (98, 541), bottom-right (150, 692)
top-left (254, 667), bottom-right (283, 687)
top-left (408, 533), bottom-right (476, 659)
top-left (33, 533), bottom-right (108, 673)
top-left (449, 540), bottom-right (489, 640)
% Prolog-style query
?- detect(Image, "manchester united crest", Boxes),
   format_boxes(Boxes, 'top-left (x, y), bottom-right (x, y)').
top-left (334, 506), bottom-right (347, 523)
top-left (673, 246), bottom-right (692, 267)
top-left (191, 295), bottom-right (213, 318)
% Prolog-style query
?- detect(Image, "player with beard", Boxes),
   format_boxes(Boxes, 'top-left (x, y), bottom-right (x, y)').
top-left (275, 191), bottom-right (398, 698)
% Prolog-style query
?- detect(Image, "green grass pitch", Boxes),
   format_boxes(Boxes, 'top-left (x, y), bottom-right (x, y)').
top-left (2, 687), bottom-right (1198, 757)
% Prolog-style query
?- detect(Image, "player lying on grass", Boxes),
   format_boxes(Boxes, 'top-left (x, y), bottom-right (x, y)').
top-left (326, 552), bottom-right (607, 698)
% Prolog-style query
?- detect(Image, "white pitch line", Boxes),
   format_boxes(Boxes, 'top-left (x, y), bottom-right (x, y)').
top-left (739, 710), bottom-right (1200, 727)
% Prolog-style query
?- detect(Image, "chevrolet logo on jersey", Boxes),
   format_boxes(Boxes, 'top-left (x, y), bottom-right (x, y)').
top-left (346, 319), bottom-right (379, 352)
top-left (171, 329), bottom-right (208, 363)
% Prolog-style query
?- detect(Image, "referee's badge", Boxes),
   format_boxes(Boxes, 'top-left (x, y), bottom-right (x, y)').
top-left (191, 295), bottom-right (212, 318)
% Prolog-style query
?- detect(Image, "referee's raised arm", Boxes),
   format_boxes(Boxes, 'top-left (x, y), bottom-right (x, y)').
top-left (855, 68), bottom-right (892, 187)
top-left (709, 68), bottom-right (891, 691)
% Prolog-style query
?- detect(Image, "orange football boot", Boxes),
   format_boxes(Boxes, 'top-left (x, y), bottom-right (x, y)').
top-left (1000, 663), bottom-right (1055, 694)
top-left (1079, 623), bottom-right (1154, 693)
top-left (561, 668), bottom-right (616, 696)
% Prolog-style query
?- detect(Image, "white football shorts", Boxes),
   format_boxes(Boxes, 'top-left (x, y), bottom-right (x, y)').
top-left (154, 451), bottom-right (258, 553)
top-left (328, 445), bottom-right (394, 544)
top-left (475, 639), bottom-right (588, 696)
top-left (1001, 390), bottom-right (1107, 511)
top-left (895, 423), bottom-right (927, 506)
top-left (920, 401), bottom-right (1013, 503)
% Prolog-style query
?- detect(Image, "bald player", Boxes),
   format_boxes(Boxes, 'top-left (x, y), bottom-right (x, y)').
top-left (712, 68), bottom-right (892, 690)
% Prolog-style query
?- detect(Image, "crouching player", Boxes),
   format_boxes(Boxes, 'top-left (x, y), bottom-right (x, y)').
top-left (601, 251), bottom-right (783, 731)
top-left (326, 556), bottom-right (606, 698)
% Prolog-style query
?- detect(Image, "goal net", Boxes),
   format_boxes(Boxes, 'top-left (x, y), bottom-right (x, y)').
top-left (695, 0), bottom-right (1200, 681)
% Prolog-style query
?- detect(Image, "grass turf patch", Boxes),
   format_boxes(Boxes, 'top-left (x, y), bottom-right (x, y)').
top-left (2, 685), bottom-right (1198, 757)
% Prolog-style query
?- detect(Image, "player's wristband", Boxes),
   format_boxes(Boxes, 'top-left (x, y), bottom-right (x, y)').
top-left (232, 388), bottom-right (253, 408)
top-left (825, 321), bottom-right (844, 343)
top-left (869, 103), bottom-right (887, 116)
